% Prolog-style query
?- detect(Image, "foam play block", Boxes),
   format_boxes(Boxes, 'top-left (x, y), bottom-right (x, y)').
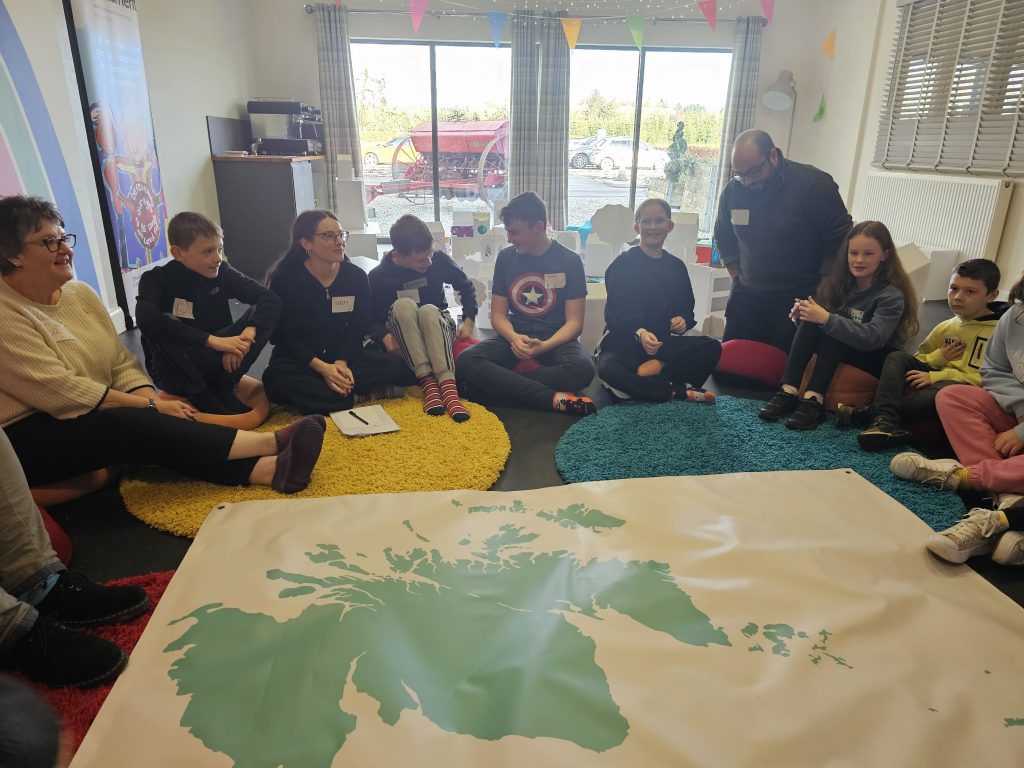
top-left (714, 340), bottom-right (787, 388)
top-left (799, 359), bottom-right (879, 411)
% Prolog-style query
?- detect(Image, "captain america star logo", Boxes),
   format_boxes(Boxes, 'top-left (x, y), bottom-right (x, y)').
top-left (509, 273), bottom-right (555, 316)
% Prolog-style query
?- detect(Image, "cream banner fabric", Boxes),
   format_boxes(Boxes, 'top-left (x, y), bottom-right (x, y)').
top-left (73, 471), bottom-right (1024, 767)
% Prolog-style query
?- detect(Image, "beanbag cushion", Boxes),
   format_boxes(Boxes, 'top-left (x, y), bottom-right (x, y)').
top-left (37, 505), bottom-right (72, 566)
top-left (30, 467), bottom-right (117, 508)
top-left (714, 340), bottom-right (787, 388)
top-left (799, 358), bottom-right (879, 411)
top-left (453, 336), bottom-right (543, 374)
top-left (157, 375), bottom-right (270, 431)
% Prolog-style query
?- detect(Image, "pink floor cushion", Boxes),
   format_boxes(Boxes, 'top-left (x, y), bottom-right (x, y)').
top-left (37, 505), bottom-right (72, 566)
top-left (453, 336), bottom-right (544, 374)
top-left (799, 359), bottom-right (879, 411)
top-left (714, 340), bottom-right (787, 388)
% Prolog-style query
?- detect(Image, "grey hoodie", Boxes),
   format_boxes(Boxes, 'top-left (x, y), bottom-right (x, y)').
top-left (980, 305), bottom-right (1024, 440)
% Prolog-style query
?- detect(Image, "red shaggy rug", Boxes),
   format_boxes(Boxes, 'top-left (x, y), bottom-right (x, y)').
top-left (25, 570), bottom-right (174, 755)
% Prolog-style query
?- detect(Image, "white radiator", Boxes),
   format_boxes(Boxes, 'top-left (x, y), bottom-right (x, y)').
top-left (853, 172), bottom-right (1014, 262)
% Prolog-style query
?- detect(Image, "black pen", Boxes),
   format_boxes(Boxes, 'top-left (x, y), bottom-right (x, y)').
top-left (349, 410), bottom-right (369, 426)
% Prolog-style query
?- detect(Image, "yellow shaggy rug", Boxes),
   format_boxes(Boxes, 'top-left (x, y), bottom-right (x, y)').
top-left (120, 392), bottom-right (511, 537)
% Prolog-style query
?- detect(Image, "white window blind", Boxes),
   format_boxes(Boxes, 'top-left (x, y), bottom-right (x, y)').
top-left (873, 0), bottom-right (1024, 175)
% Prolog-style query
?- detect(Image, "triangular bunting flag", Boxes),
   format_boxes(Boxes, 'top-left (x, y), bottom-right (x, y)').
top-left (486, 12), bottom-right (507, 48)
top-left (699, 0), bottom-right (717, 31)
top-left (626, 16), bottom-right (645, 49)
top-left (561, 18), bottom-right (581, 50)
top-left (822, 28), bottom-right (836, 60)
top-left (812, 94), bottom-right (827, 122)
top-left (410, 0), bottom-right (428, 33)
top-left (334, 0), bottom-right (342, 6)
top-left (760, 0), bottom-right (774, 23)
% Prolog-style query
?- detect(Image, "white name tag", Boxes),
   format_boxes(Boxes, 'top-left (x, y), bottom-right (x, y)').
top-left (544, 272), bottom-right (567, 289)
top-left (43, 318), bottom-right (75, 342)
top-left (731, 209), bottom-right (750, 226)
top-left (332, 295), bottom-right (355, 313)
top-left (172, 298), bottom-right (195, 319)
top-left (396, 288), bottom-right (420, 303)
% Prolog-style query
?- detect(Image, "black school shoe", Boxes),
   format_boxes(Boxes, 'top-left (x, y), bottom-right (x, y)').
top-left (758, 390), bottom-right (800, 421)
top-left (857, 416), bottom-right (912, 451)
top-left (35, 573), bottom-right (150, 629)
top-left (3, 615), bottom-right (127, 688)
top-left (784, 398), bottom-right (825, 430)
top-left (834, 403), bottom-right (872, 429)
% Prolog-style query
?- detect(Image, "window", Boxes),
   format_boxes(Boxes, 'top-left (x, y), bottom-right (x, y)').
top-left (351, 41), bottom-right (511, 236)
top-left (874, 0), bottom-right (1024, 176)
top-left (567, 47), bottom-right (731, 235)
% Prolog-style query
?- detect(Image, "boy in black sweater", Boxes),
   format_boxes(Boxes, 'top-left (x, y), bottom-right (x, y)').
top-left (597, 198), bottom-right (721, 402)
top-left (135, 212), bottom-right (282, 414)
top-left (368, 215), bottom-right (477, 422)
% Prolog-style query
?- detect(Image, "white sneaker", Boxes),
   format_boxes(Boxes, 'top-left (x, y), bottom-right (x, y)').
top-left (926, 508), bottom-right (1008, 564)
top-left (995, 493), bottom-right (1024, 510)
top-left (992, 531), bottom-right (1024, 565)
top-left (890, 453), bottom-right (964, 490)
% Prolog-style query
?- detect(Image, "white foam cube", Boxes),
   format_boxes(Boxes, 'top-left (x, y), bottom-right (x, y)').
top-left (665, 211), bottom-right (699, 262)
top-left (584, 237), bottom-right (614, 278)
top-left (492, 200), bottom-right (510, 226)
top-left (337, 154), bottom-right (355, 181)
top-left (425, 221), bottom-right (447, 252)
top-left (335, 179), bottom-right (367, 230)
top-left (919, 246), bottom-right (961, 300)
top-left (451, 237), bottom-right (479, 262)
top-left (345, 232), bottom-right (378, 260)
top-left (554, 230), bottom-right (581, 253)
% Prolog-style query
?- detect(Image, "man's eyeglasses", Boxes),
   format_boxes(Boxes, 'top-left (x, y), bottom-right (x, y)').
top-left (24, 234), bottom-right (77, 252)
top-left (732, 155), bottom-right (770, 182)
top-left (315, 230), bottom-right (349, 243)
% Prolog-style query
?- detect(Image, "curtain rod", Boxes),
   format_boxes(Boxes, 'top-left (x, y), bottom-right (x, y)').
top-left (302, 4), bottom-right (743, 24)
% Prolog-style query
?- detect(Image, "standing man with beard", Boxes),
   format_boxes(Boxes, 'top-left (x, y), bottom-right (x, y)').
top-left (713, 130), bottom-right (853, 352)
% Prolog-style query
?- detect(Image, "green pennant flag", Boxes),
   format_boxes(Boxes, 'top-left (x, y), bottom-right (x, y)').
top-left (627, 16), bottom-right (644, 49)
top-left (812, 94), bottom-right (826, 123)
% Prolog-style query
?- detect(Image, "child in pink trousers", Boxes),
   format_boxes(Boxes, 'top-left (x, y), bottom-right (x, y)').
top-left (890, 270), bottom-right (1024, 566)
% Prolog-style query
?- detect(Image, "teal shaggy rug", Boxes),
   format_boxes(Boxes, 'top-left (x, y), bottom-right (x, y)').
top-left (555, 395), bottom-right (965, 531)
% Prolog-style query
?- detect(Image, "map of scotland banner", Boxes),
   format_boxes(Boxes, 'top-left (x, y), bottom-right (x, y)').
top-left (72, 471), bottom-right (1024, 766)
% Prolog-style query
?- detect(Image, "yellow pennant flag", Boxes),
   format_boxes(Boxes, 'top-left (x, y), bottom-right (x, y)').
top-left (561, 18), bottom-right (581, 50)
top-left (822, 28), bottom-right (836, 60)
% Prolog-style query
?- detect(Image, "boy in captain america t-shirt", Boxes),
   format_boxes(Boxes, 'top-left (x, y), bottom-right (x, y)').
top-left (454, 192), bottom-right (596, 414)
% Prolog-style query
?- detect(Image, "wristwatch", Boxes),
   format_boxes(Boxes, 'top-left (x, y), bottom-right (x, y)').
top-left (147, 398), bottom-right (158, 410)
top-left (636, 328), bottom-right (647, 341)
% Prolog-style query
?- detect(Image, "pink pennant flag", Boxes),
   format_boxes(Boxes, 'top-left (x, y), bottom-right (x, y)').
top-left (699, 0), bottom-right (717, 32)
top-left (410, 0), bottom-right (428, 33)
top-left (760, 0), bottom-right (774, 23)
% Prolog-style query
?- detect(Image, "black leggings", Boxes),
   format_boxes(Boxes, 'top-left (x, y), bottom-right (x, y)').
top-left (4, 408), bottom-right (258, 487)
top-left (781, 322), bottom-right (895, 394)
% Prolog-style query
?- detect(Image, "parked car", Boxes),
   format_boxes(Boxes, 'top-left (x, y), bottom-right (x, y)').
top-left (361, 136), bottom-right (408, 169)
top-left (570, 136), bottom-right (669, 171)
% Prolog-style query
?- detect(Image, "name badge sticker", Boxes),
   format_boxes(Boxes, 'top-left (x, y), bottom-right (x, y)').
top-left (44, 319), bottom-right (75, 342)
top-left (544, 272), bottom-right (567, 289)
top-left (403, 277), bottom-right (429, 290)
top-left (397, 288), bottom-right (420, 303)
top-left (172, 298), bottom-right (195, 319)
top-left (332, 296), bottom-right (356, 313)
top-left (731, 209), bottom-right (750, 226)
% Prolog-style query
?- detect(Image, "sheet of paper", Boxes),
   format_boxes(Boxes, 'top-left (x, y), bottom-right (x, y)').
top-left (329, 404), bottom-right (400, 437)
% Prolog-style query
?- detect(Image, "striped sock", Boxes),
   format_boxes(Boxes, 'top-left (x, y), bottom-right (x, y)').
top-left (419, 374), bottom-right (444, 416)
top-left (439, 378), bottom-right (470, 423)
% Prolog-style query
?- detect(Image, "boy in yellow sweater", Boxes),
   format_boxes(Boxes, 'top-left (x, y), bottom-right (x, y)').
top-left (838, 259), bottom-right (1006, 450)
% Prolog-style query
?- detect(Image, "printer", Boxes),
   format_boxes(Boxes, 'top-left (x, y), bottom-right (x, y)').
top-left (247, 99), bottom-right (324, 156)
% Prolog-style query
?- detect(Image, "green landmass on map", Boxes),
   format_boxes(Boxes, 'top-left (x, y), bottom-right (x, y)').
top-left (164, 499), bottom-right (847, 767)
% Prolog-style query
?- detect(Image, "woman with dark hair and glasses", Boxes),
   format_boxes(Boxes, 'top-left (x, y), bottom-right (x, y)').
top-left (0, 195), bottom-right (326, 495)
top-left (263, 209), bottom-right (411, 414)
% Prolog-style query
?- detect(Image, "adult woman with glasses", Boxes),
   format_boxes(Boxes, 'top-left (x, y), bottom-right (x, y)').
top-left (0, 195), bottom-right (326, 495)
top-left (263, 209), bottom-right (411, 414)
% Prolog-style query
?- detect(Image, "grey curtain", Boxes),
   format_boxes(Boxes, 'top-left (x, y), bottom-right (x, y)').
top-left (716, 17), bottom-right (766, 201)
top-left (313, 4), bottom-right (361, 211)
top-left (509, 12), bottom-right (570, 229)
